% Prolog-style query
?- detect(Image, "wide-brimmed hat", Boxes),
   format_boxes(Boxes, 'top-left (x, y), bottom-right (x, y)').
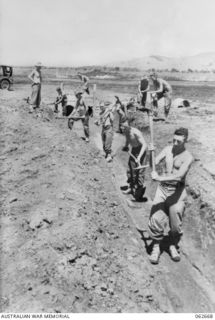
top-left (35, 62), bottom-right (43, 67)
top-left (104, 101), bottom-right (111, 106)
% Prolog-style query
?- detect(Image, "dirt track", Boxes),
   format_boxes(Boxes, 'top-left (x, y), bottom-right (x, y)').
top-left (0, 85), bottom-right (215, 312)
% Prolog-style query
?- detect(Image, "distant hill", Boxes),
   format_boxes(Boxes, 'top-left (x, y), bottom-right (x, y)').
top-left (107, 53), bottom-right (215, 71)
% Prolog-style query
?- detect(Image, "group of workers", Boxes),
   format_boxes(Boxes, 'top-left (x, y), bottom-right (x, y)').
top-left (27, 63), bottom-right (193, 265)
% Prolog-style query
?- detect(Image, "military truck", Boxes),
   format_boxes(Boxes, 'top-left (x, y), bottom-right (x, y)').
top-left (0, 65), bottom-right (13, 90)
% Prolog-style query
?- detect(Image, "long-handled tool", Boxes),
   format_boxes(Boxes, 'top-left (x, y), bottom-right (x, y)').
top-left (128, 151), bottom-right (149, 170)
top-left (148, 94), bottom-right (156, 171)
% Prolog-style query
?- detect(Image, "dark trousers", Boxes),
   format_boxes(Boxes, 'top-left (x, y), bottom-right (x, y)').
top-left (68, 114), bottom-right (89, 138)
top-left (141, 92), bottom-right (147, 107)
top-left (127, 146), bottom-right (146, 192)
top-left (101, 126), bottom-right (113, 156)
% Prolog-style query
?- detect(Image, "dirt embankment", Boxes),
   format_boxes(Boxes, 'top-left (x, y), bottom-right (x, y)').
top-left (0, 98), bottom-right (174, 313)
top-left (1, 87), bottom-right (215, 313)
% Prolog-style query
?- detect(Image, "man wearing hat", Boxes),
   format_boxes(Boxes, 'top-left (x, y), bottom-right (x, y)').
top-left (149, 72), bottom-right (172, 119)
top-left (148, 127), bottom-right (193, 264)
top-left (95, 101), bottom-right (114, 162)
top-left (28, 62), bottom-right (43, 109)
top-left (77, 72), bottom-right (90, 95)
top-left (68, 90), bottom-right (90, 142)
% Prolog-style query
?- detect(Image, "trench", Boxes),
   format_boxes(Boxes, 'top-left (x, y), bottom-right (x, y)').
top-left (87, 118), bottom-right (215, 312)
top-left (46, 102), bottom-right (215, 312)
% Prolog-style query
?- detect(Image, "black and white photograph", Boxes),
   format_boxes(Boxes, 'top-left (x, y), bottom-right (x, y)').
top-left (0, 0), bottom-right (215, 314)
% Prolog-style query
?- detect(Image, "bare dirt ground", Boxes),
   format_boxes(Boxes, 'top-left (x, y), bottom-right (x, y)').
top-left (0, 81), bottom-right (215, 313)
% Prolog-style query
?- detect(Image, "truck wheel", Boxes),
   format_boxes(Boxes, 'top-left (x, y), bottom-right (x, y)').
top-left (0, 79), bottom-right (10, 90)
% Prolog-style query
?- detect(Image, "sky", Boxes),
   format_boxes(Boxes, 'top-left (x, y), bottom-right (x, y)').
top-left (1, 0), bottom-right (215, 66)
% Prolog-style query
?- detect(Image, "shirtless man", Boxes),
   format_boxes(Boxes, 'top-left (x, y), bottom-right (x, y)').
top-left (68, 91), bottom-right (90, 142)
top-left (148, 127), bottom-right (193, 264)
top-left (121, 120), bottom-right (147, 201)
top-left (95, 101), bottom-right (114, 162)
top-left (77, 73), bottom-right (90, 95)
top-left (54, 86), bottom-right (68, 115)
top-left (149, 72), bottom-right (172, 119)
top-left (28, 62), bottom-right (42, 109)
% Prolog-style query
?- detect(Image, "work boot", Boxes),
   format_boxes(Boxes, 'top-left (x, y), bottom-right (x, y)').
top-left (169, 245), bottom-right (180, 262)
top-left (106, 154), bottom-right (113, 162)
top-left (122, 187), bottom-right (132, 194)
top-left (120, 185), bottom-right (129, 191)
top-left (149, 242), bottom-right (160, 264)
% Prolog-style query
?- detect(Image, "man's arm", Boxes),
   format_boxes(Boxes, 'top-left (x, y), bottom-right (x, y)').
top-left (155, 146), bottom-right (168, 165)
top-left (28, 70), bottom-right (35, 83)
top-left (109, 111), bottom-right (114, 123)
top-left (135, 133), bottom-right (147, 163)
top-left (122, 134), bottom-right (130, 151)
top-left (152, 154), bottom-right (193, 183)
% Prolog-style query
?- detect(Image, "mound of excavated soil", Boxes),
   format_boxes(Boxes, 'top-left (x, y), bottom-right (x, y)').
top-left (0, 101), bottom-right (173, 313)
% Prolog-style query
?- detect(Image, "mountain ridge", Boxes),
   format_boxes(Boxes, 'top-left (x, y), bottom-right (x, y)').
top-left (106, 52), bottom-right (215, 71)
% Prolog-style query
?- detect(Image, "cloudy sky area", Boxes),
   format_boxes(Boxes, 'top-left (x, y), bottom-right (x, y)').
top-left (1, 0), bottom-right (215, 66)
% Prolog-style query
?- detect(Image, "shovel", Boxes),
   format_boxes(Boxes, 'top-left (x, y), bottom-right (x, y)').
top-left (128, 151), bottom-right (149, 170)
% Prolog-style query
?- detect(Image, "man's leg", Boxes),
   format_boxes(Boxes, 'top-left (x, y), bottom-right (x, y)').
top-left (101, 129), bottom-right (106, 154)
top-left (104, 127), bottom-right (113, 162)
top-left (127, 154), bottom-right (137, 194)
top-left (164, 92), bottom-right (172, 119)
top-left (168, 201), bottom-right (185, 261)
top-left (62, 104), bottom-right (67, 116)
top-left (30, 84), bottom-right (39, 109)
top-left (68, 118), bottom-right (74, 130)
top-left (148, 186), bottom-right (168, 264)
top-left (141, 92), bottom-right (147, 107)
top-left (36, 85), bottom-right (41, 108)
top-left (148, 206), bottom-right (168, 264)
top-left (54, 103), bottom-right (58, 113)
top-left (133, 151), bottom-right (146, 200)
top-left (82, 114), bottom-right (90, 141)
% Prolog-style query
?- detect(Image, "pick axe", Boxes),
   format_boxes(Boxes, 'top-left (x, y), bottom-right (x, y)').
top-left (128, 151), bottom-right (149, 170)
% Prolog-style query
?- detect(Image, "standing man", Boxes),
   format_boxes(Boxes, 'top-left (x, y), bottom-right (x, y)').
top-left (77, 72), bottom-right (90, 95)
top-left (149, 72), bottom-right (172, 119)
top-left (68, 91), bottom-right (90, 142)
top-left (148, 127), bottom-right (193, 264)
top-left (28, 62), bottom-right (43, 110)
top-left (138, 75), bottom-right (150, 108)
top-left (121, 120), bottom-right (147, 201)
top-left (95, 101), bottom-right (114, 162)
